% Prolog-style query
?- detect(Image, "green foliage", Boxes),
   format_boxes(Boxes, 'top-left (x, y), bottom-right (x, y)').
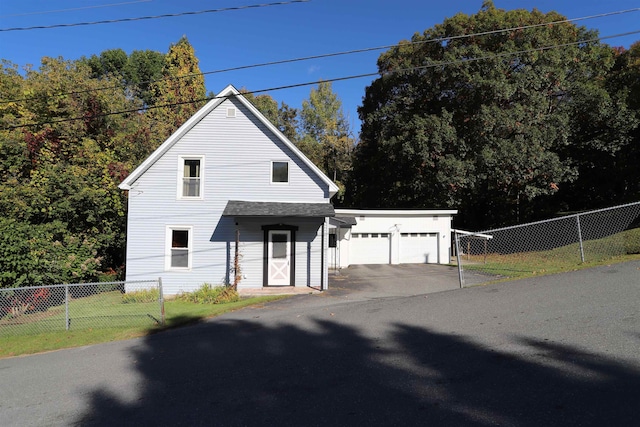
top-left (0, 218), bottom-right (100, 288)
top-left (242, 90), bottom-right (301, 142)
top-left (149, 36), bottom-right (207, 140)
top-left (351, 4), bottom-right (636, 228)
top-left (177, 284), bottom-right (240, 305)
top-left (298, 81), bottom-right (355, 203)
top-left (0, 34), bottom-right (207, 290)
top-left (122, 288), bottom-right (159, 304)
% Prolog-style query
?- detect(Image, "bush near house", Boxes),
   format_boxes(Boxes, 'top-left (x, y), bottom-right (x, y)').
top-left (177, 284), bottom-right (239, 305)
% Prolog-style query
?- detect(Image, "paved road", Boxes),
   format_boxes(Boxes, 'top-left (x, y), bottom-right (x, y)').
top-left (1, 261), bottom-right (639, 426)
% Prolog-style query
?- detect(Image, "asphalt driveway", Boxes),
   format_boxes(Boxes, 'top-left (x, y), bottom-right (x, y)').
top-left (328, 263), bottom-right (489, 300)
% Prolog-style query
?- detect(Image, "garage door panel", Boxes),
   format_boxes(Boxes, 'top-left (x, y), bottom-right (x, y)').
top-left (350, 233), bottom-right (390, 264)
top-left (400, 233), bottom-right (438, 264)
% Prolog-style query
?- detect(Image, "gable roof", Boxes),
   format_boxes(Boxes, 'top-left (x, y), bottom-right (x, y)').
top-left (118, 84), bottom-right (339, 196)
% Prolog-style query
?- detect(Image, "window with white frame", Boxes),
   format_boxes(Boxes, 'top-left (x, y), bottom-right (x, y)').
top-left (166, 226), bottom-right (192, 269)
top-left (179, 156), bottom-right (204, 198)
top-left (271, 161), bottom-right (289, 183)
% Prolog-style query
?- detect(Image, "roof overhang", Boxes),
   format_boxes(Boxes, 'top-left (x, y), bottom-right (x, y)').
top-left (222, 200), bottom-right (335, 218)
top-left (329, 216), bottom-right (357, 227)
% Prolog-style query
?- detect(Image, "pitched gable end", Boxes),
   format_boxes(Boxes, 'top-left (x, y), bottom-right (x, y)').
top-left (119, 84), bottom-right (338, 196)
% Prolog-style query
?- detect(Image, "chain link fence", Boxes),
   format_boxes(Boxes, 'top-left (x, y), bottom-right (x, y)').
top-left (0, 279), bottom-right (164, 337)
top-left (455, 201), bottom-right (640, 287)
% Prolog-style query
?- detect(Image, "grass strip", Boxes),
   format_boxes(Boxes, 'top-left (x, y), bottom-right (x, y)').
top-left (0, 295), bottom-right (287, 358)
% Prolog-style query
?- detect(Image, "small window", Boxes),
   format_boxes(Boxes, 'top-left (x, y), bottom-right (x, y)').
top-left (226, 107), bottom-right (236, 118)
top-left (352, 233), bottom-right (360, 238)
top-left (380, 233), bottom-right (389, 238)
top-left (272, 161), bottom-right (289, 183)
top-left (362, 234), bottom-right (369, 238)
top-left (178, 156), bottom-right (203, 199)
top-left (371, 233), bottom-right (379, 238)
top-left (167, 227), bottom-right (192, 270)
top-left (329, 233), bottom-right (337, 248)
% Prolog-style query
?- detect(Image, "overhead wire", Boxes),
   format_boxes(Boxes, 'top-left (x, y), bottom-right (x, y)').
top-left (1, 7), bottom-right (638, 105)
top-left (3, 28), bottom-right (639, 131)
top-left (0, 1), bottom-right (153, 18)
top-left (0, 0), bottom-right (310, 32)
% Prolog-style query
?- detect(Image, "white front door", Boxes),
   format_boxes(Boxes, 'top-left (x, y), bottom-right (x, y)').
top-left (268, 230), bottom-right (291, 286)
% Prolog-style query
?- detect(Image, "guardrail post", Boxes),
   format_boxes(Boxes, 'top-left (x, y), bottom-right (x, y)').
top-left (65, 284), bottom-right (70, 330)
top-left (576, 214), bottom-right (585, 263)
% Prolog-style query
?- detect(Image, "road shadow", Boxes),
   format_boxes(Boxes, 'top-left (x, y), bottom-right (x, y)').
top-left (77, 316), bottom-right (640, 426)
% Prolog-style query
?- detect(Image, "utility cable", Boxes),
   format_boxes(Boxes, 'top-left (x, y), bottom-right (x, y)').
top-left (0, 1), bottom-right (153, 18)
top-left (0, 0), bottom-right (310, 32)
top-left (3, 29), bottom-right (638, 131)
top-left (1, 7), bottom-right (638, 105)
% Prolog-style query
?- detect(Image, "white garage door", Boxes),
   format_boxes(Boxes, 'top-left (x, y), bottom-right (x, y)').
top-left (349, 233), bottom-right (390, 264)
top-left (400, 233), bottom-right (439, 264)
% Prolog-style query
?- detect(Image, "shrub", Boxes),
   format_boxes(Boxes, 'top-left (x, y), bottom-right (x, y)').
top-left (177, 283), bottom-right (239, 304)
top-left (1, 287), bottom-right (51, 319)
top-left (122, 288), bottom-right (159, 304)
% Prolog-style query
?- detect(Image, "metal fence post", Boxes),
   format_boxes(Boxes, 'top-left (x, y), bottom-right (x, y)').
top-left (65, 284), bottom-right (70, 330)
top-left (455, 231), bottom-right (465, 288)
top-left (158, 277), bottom-right (165, 326)
top-left (576, 214), bottom-right (585, 262)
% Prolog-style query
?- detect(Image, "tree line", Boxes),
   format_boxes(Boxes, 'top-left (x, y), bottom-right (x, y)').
top-left (347, 1), bottom-right (640, 229)
top-left (1, 1), bottom-right (639, 288)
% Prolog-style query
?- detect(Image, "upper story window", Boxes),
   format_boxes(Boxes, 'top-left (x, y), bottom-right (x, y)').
top-left (271, 161), bottom-right (289, 183)
top-left (178, 156), bottom-right (204, 199)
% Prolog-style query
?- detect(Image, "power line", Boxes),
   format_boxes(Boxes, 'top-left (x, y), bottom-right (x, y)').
top-left (0, 0), bottom-right (310, 32)
top-left (0, 1), bottom-right (153, 18)
top-left (3, 29), bottom-right (638, 131)
top-left (2, 7), bottom-right (638, 105)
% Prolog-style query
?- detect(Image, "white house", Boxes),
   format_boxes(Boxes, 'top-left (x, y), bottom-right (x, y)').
top-left (119, 85), bottom-right (339, 295)
top-left (329, 209), bottom-right (457, 269)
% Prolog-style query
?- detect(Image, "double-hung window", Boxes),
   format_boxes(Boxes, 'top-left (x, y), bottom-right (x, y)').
top-left (166, 226), bottom-right (192, 270)
top-left (178, 156), bottom-right (204, 199)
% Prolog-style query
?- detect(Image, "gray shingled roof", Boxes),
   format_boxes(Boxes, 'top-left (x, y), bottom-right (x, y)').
top-left (330, 216), bottom-right (357, 227)
top-left (222, 200), bottom-right (335, 217)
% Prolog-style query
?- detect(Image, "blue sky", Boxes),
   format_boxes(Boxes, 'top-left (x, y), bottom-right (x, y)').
top-left (1, 0), bottom-right (639, 133)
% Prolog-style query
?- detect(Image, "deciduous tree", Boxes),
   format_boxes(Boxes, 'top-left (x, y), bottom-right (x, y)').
top-left (351, 1), bottom-right (624, 227)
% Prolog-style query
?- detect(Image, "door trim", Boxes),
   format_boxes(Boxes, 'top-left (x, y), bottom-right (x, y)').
top-left (262, 224), bottom-right (298, 287)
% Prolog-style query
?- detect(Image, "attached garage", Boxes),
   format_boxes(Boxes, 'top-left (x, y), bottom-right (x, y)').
top-left (329, 209), bottom-right (457, 269)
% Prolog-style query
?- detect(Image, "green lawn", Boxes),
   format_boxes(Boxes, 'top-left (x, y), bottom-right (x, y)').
top-left (461, 227), bottom-right (640, 282)
top-left (0, 293), bottom-right (287, 358)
